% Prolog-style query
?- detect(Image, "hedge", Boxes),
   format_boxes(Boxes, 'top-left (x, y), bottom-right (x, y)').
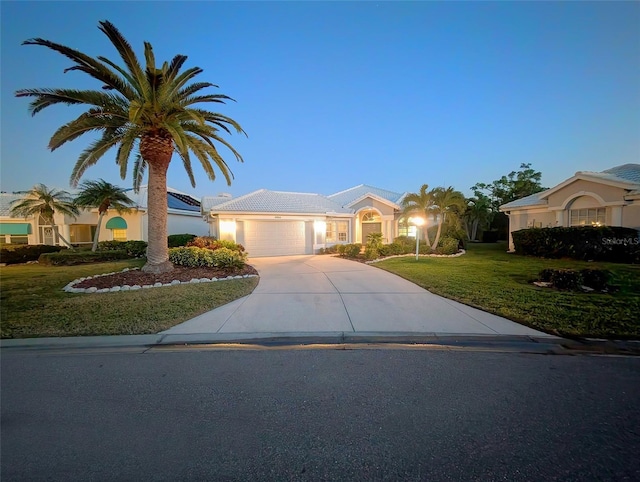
top-left (97, 240), bottom-right (147, 258)
top-left (168, 234), bottom-right (197, 248)
top-left (168, 246), bottom-right (246, 269)
top-left (39, 250), bottom-right (130, 266)
top-left (0, 245), bottom-right (66, 265)
top-left (512, 226), bottom-right (640, 263)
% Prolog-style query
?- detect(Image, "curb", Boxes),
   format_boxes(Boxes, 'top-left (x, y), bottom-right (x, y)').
top-left (2, 332), bottom-right (639, 356)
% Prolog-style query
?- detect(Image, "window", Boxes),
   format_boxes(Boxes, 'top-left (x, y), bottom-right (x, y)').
top-left (570, 208), bottom-right (606, 227)
top-left (10, 235), bottom-right (28, 244)
top-left (326, 221), bottom-right (348, 243)
top-left (69, 224), bottom-right (96, 243)
top-left (112, 229), bottom-right (127, 241)
top-left (362, 211), bottom-right (380, 222)
top-left (337, 221), bottom-right (348, 242)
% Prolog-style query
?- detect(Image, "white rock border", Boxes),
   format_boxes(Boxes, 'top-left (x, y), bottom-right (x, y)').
top-left (62, 267), bottom-right (258, 294)
top-left (365, 249), bottom-right (466, 264)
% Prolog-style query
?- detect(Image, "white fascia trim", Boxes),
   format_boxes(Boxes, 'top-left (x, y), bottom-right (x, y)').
top-left (541, 174), bottom-right (638, 199)
top-left (209, 211), bottom-right (353, 218)
top-left (346, 192), bottom-right (401, 209)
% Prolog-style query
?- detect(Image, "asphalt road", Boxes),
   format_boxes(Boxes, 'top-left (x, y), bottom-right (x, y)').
top-left (2, 347), bottom-right (639, 481)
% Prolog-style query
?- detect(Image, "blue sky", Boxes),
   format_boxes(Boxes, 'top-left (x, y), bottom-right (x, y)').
top-left (1, 1), bottom-right (639, 200)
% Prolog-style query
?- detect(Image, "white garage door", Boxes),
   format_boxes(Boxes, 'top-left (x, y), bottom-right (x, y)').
top-left (243, 221), bottom-right (308, 257)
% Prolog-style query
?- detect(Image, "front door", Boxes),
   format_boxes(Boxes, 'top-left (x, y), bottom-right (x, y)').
top-left (361, 222), bottom-right (382, 243)
top-left (40, 226), bottom-right (55, 245)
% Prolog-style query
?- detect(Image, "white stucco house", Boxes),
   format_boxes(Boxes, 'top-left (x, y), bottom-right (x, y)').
top-left (0, 186), bottom-right (209, 246)
top-left (500, 164), bottom-right (640, 251)
top-left (202, 184), bottom-right (411, 257)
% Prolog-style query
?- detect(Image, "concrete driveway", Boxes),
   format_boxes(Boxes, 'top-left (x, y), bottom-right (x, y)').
top-left (162, 255), bottom-right (551, 337)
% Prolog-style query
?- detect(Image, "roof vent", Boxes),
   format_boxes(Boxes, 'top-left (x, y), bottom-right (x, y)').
top-left (217, 192), bottom-right (232, 198)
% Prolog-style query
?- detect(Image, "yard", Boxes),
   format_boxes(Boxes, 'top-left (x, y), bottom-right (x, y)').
top-left (374, 243), bottom-right (640, 339)
top-left (0, 259), bottom-right (258, 338)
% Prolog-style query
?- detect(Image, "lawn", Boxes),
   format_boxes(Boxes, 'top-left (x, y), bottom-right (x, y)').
top-left (374, 243), bottom-right (640, 339)
top-left (0, 259), bottom-right (258, 339)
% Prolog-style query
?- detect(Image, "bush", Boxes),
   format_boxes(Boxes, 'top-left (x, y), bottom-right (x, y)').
top-left (580, 269), bottom-right (611, 291)
top-left (324, 245), bottom-right (339, 254)
top-left (336, 244), bottom-right (346, 255)
top-left (0, 245), bottom-right (66, 265)
top-left (366, 232), bottom-right (384, 250)
top-left (168, 234), bottom-right (197, 248)
top-left (436, 236), bottom-right (460, 255)
top-left (39, 250), bottom-right (129, 266)
top-left (538, 268), bottom-right (555, 282)
top-left (341, 243), bottom-right (362, 258)
top-left (549, 269), bottom-right (583, 291)
top-left (168, 246), bottom-right (246, 269)
top-left (512, 226), bottom-right (640, 263)
top-left (186, 236), bottom-right (245, 253)
top-left (97, 240), bottom-right (147, 258)
top-left (378, 242), bottom-right (406, 257)
top-left (364, 246), bottom-right (379, 261)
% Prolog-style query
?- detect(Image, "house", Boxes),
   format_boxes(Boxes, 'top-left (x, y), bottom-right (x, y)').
top-left (201, 184), bottom-right (410, 257)
top-left (0, 186), bottom-right (209, 246)
top-left (499, 164), bottom-right (640, 251)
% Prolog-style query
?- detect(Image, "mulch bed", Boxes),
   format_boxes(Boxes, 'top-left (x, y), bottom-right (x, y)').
top-left (74, 264), bottom-right (259, 290)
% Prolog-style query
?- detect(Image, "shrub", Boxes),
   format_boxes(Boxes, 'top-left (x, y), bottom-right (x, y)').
top-left (436, 236), bottom-right (459, 255)
top-left (379, 243), bottom-right (408, 257)
top-left (168, 233), bottom-right (197, 248)
top-left (39, 250), bottom-right (129, 266)
top-left (97, 240), bottom-right (147, 258)
top-left (168, 246), bottom-right (246, 269)
top-left (549, 269), bottom-right (583, 291)
top-left (324, 245), bottom-right (339, 254)
top-left (366, 232), bottom-right (384, 250)
top-left (580, 269), bottom-right (611, 291)
top-left (394, 236), bottom-right (415, 252)
top-left (538, 268), bottom-right (555, 282)
top-left (0, 245), bottom-right (65, 265)
top-left (512, 226), bottom-right (640, 263)
top-left (364, 246), bottom-right (379, 261)
top-left (336, 244), bottom-right (346, 255)
top-left (186, 236), bottom-right (245, 253)
top-left (341, 243), bottom-right (362, 258)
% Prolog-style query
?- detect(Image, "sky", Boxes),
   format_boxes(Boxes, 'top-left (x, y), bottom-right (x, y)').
top-left (1, 1), bottom-right (639, 200)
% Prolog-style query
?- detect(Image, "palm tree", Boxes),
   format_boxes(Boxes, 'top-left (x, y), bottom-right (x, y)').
top-left (74, 179), bottom-right (135, 252)
top-left (10, 184), bottom-right (79, 247)
top-left (401, 184), bottom-right (434, 248)
top-left (15, 21), bottom-right (245, 273)
top-left (430, 186), bottom-right (467, 249)
top-left (464, 194), bottom-right (492, 242)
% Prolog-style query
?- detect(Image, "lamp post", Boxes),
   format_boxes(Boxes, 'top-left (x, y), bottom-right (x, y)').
top-left (409, 217), bottom-right (425, 261)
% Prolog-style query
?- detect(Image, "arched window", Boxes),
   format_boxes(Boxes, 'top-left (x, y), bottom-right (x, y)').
top-left (362, 211), bottom-right (380, 222)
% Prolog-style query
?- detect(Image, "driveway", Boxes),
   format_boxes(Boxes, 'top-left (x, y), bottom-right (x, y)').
top-left (162, 255), bottom-right (551, 337)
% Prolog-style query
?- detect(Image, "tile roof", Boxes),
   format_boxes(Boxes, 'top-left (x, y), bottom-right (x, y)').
top-left (201, 195), bottom-right (235, 212)
top-left (209, 189), bottom-right (352, 214)
top-left (327, 184), bottom-right (406, 207)
top-left (0, 193), bottom-right (22, 217)
top-left (581, 163), bottom-right (640, 185)
top-left (499, 192), bottom-right (547, 210)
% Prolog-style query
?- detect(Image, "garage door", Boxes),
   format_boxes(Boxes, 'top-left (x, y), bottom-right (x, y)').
top-left (243, 221), bottom-right (308, 257)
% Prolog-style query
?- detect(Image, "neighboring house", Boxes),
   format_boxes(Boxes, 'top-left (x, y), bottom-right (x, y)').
top-left (0, 186), bottom-right (208, 246)
top-left (202, 184), bottom-right (409, 257)
top-left (500, 164), bottom-right (640, 251)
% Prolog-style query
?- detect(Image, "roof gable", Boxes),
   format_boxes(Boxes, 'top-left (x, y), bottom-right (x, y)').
top-left (327, 184), bottom-right (406, 208)
top-left (209, 189), bottom-right (352, 214)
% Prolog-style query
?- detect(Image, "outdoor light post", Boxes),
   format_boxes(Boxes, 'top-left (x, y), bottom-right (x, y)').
top-left (410, 217), bottom-right (425, 261)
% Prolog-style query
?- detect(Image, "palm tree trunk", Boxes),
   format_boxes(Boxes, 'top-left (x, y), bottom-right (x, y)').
top-left (141, 157), bottom-right (173, 273)
top-left (51, 222), bottom-right (73, 248)
top-left (471, 219), bottom-right (479, 241)
top-left (432, 213), bottom-right (444, 249)
top-left (92, 211), bottom-right (106, 252)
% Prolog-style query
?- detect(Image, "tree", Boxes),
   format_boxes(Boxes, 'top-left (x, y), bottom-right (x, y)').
top-left (10, 184), bottom-right (79, 247)
top-left (74, 179), bottom-right (135, 252)
top-left (430, 186), bottom-right (467, 249)
top-left (401, 184), bottom-right (434, 248)
top-left (463, 193), bottom-right (492, 241)
top-left (15, 21), bottom-right (246, 273)
top-left (472, 163), bottom-right (545, 238)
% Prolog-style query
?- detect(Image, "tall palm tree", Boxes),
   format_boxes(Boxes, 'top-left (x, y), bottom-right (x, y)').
top-left (74, 179), bottom-right (135, 252)
top-left (430, 186), bottom-right (467, 249)
top-left (15, 21), bottom-right (245, 273)
top-left (401, 184), bottom-right (434, 248)
top-left (10, 184), bottom-right (79, 247)
top-left (464, 195), bottom-right (492, 242)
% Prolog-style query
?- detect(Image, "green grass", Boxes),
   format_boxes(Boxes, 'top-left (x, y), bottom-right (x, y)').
top-left (0, 259), bottom-right (258, 339)
top-left (375, 243), bottom-right (640, 339)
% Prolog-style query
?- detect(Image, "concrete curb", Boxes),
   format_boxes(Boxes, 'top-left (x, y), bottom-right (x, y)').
top-left (2, 332), bottom-right (639, 356)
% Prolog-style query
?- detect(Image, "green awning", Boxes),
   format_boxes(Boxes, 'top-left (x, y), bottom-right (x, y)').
top-left (105, 217), bottom-right (127, 229)
top-left (0, 223), bottom-right (32, 235)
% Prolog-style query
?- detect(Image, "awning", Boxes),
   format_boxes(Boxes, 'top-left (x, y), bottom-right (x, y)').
top-left (105, 217), bottom-right (127, 229)
top-left (0, 223), bottom-right (32, 235)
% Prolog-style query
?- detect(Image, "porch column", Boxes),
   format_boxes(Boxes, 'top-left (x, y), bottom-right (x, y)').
top-left (555, 210), bottom-right (565, 227)
top-left (61, 224), bottom-right (71, 246)
top-left (610, 206), bottom-right (623, 226)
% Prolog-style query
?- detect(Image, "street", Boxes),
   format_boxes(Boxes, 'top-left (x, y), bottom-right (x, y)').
top-left (2, 347), bottom-right (639, 481)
